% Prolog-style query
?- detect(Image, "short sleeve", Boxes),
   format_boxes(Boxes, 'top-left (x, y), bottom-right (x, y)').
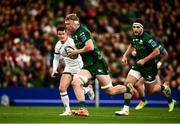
top-left (147, 39), bottom-right (159, 49)
top-left (79, 31), bottom-right (91, 42)
top-left (54, 42), bottom-right (61, 54)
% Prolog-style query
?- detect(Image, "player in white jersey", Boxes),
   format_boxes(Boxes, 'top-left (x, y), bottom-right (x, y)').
top-left (51, 25), bottom-right (94, 116)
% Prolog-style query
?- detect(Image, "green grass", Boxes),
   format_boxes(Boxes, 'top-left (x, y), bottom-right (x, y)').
top-left (0, 107), bottom-right (180, 123)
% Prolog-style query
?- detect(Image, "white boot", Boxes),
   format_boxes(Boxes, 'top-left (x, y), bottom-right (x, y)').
top-left (115, 108), bottom-right (129, 116)
top-left (59, 110), bottom-right (72, 116)
top-left (86, 85), bottom-right (95, 100)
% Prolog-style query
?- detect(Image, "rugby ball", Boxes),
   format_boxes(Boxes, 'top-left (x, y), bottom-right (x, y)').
top-left (64, 46), bottom-right (78, 59)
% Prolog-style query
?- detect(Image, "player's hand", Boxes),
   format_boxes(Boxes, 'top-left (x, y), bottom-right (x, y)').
top-left (157, 61), bottom-right (162, 69)
top-left (137, 59), bottom-right (145, 65)
top-left (51, 70), bottom-right (58, 77)
top-left (68, 49), bottom-right (79, 58)
top-left (121, 56), bottom-right (128, 65)
top-left (131, 50), bottom-right (136, 56)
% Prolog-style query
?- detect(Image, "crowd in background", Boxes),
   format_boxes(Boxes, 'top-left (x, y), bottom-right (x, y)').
top-left (0, 0), bottom-right (179, 89)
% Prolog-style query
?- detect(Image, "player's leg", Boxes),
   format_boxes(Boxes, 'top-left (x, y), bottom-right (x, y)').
top-left (135, 65), bottom-right (163, 111)
top-left (59, 73), bottom-right (73, 116)
top-left (155, 75), bottom-right (176, 112)
top-left (98, 74), bottom-right (139, 97)
top-left (135, 77), bottom-right (148, 110)
top-left (147, 69), bottom-right (176, 111)
top-left (71, 69), bottom-right (92, 116)
top-left (135, 74), bottom-right (169, 110)
top-left (82, 83), bottom-right (95, 100)
top-left (114, 70), bottom-right (140, 116)
top-left (144, 77), bottom-right (176, 112)
top-left (94, 59), bottom-right (138, 98)
top-left (135, 74), bottom-right (164, 111)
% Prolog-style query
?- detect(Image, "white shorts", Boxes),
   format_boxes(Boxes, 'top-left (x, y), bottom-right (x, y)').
top-left (128, 69), bottom-right (156, 84)
top-left (128, 69), bottom-right (141, 80)
top-left (64, 65), bottom-right (82, 75)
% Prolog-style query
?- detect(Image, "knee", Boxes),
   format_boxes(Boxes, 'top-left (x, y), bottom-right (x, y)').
top-left (59, 85), bottom-right (66, 92)
top-left (105, 88), bottom-right (116, 96)
top-left (72, 74), bottom-right (88, 86)
top-left (71, 79), bottom-right (80, 87)
top-left (101, 83), bottom-right (114, 95)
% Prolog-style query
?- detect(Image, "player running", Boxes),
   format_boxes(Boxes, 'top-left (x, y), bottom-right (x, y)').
top-left (51, 25), bottom-right (95, 116)
top-left (65, 13), bottom-right (139, 116)
top-left (115, 19), bottom-right (176, 116)
top-left (134, 45), bottom-right (176, 112)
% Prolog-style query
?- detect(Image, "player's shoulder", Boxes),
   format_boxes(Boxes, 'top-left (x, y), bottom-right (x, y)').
top-left (67, 37), bottom-right (74, 42)
top-left (143, 32), bottom-right (154, 39)
top-left (55, 40), bottom-right (62, 47)
top-left (129, 34), bottom-right (136, 42)
top-left (79, 24), bottom-right (90, 33)
top-left (141, 33), bottom-right (155, 44)
top-left (66, 37), bottom-right (75, 45)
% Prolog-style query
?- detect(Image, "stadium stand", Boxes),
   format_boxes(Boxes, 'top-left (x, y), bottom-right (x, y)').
top-left (0, 0), bottom-right (179, 106)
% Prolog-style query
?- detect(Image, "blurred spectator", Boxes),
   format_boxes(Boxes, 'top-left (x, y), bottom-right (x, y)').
top-left (0, 0), bottom-right (179, 89)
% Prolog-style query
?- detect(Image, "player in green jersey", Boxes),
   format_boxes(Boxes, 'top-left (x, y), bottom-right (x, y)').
top-left (115, 19), bottom-right (176, 116)
top-left (133, 44), bottom-right (175, 111)
top-left (64, 13), bottom-right (139, 116)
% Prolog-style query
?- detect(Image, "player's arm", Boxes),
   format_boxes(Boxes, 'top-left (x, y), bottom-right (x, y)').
top-left (137, 39), bottom-right (160, 65)
top-left (158, 44), bottom-right (168, 59)
top-left (68, 31), bottom-right (94, 57)
top-left (51, 43), bottom-right (61, 77)
top-left (122, 44), bottom-right (133, 65)
top-left (51, 53), bottom-right (61, 77)
top-left (77, 39), bottom-right (94, 54)
top-left (137, 48), bottom-right (160, 65)
top-left (68, 39), bottom-right (94, 58)
top-left (161, 49), bottom-right (168, 58)
top-left (156, 45), bottom-right (168, 68)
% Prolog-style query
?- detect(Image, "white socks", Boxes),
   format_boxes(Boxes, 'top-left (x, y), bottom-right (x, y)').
top-left (60, 92), bottom-right (70, 111)
top-left (83, 87), bottom-right (90, 94)
top-left (123, 105), bottom-right (130, 111)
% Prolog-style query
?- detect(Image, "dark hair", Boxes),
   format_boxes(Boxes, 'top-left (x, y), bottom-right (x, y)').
top-left (133, 18), bottom-right (144, 25)
top-left (57, 24), bottom-right (66, 32)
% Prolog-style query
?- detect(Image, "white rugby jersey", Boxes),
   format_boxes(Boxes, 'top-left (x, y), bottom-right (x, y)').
top-left (53, 37), bottom-right (83, 73)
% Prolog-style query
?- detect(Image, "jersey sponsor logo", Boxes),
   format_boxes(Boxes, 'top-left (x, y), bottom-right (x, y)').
top-left (80, 34), bottom-right (87, 42)
top-left (132, 39), bottom-right (143, 45)
top-left (139, 40), bottom-right (143, 44)
top-left (73, 35), bottom-right (78, 40)
top-left (133, 39), bottom-right (139, 43)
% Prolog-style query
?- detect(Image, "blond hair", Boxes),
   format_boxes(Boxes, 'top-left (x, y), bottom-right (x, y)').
top-left (65, 13), bottom-right (79, 24)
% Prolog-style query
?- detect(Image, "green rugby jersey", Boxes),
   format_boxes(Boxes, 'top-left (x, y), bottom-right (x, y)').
top-left (130, 32), bottom-right (159, 65)
top-left (71, 25), bottom-right (102, 67)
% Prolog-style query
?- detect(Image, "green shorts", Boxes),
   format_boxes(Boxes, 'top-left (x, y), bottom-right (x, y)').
top-left (83, 58), bottom-right (109, 77)
top-left (132, 64), bottom-right (158, 81)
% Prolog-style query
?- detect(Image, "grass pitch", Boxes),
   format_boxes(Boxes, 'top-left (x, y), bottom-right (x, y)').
top-left (0, 107), bottom-right (180, 123)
